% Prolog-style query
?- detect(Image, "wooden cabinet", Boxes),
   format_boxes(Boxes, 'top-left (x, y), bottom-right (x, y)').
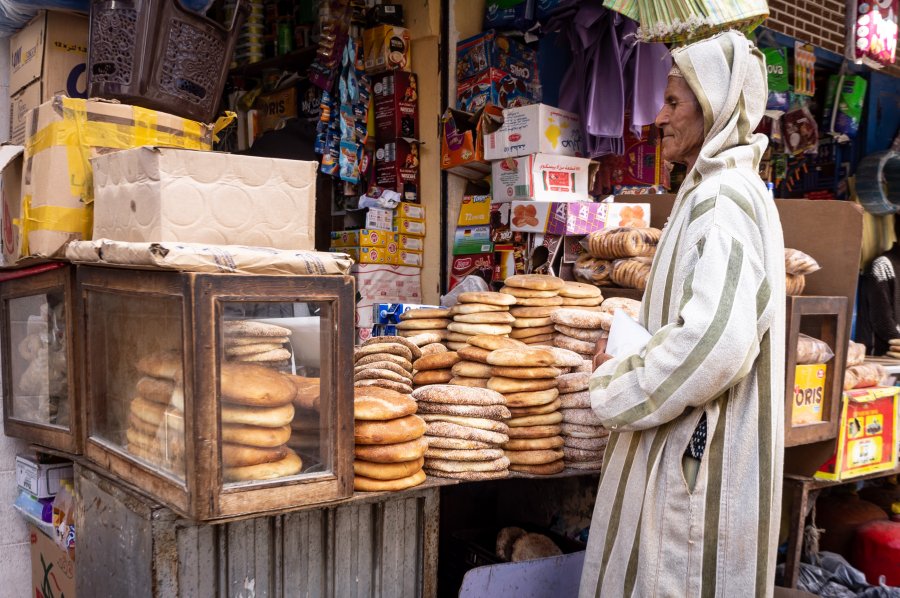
top-left (76, 266), bottom-right (355, 520)
top-left (0, 263), bottom-right (82, 454)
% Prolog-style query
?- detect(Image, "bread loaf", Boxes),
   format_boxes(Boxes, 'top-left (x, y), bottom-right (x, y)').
top-left (425, 436), bottom-right (492, 450)
top-left (354, 414), bottom-right (426, 445)
top-left (415, 401), bottom-right (511, 419)
top-left (406, 332), bottom-right (447, 347)
top-left (599, 297), bottom-right (641, 319)
top-left (220, 401), bottom-right (295, 428)
top-left (511, 316), bottom-right (554, 328)
top-left (504, 448), bottom-right (564, 465)
top-left (446, 332), bottom-right (475, 343)
top-left (506, 424), bottom-right (562, 439)
top-left (222, 443), bottom-right (287, 467)
top-left (557, 373), bottom-right (591, 393)
top-left (361, 335), bottom-right (423, 359)
top-left (458, 292), bottom-right (517, 306)
top-left (509, 460), bottom-right (565, 475)
top-left (510, 306), bottom-right (559, 318)
top-left (220, 363), bottom-right (297, 407)
top-left (446, 342), bottom-right (469, 351)
top-left (508, 399), bottom-right (561, 417)
top-left (559, 391), bottom-right (592, 409)
top-left (486, 348), bottom-right (556, 367)
top-left (425, 448), bottom-right (505, 461)
top-left (221, 423), bottom-right (291, 448)
top-left (226, 343), bottom-right (284, 357)
top-left (560, 422), bottom-right (607, 438)
top-left (355, 361), bottom-right (414, 380)
top-left (354, 436), bottom-right (428, 463)
top-left (512, 296), bottom-right (564, 307)
top-left (560, 296), bottom-right (603, 307)
top-left (551, 309), bottom-right (613, 330)
top-left (559, 282), bottom-right (603, 299)
top-left (457, 345), bottom-right (492, 363)
top-left (487, 377), bottom-right (557, 393)
top-left (489, 366), bottom-right (561, 380)
top-left (447, 322), bottom-right (513, 336)
top-left (223, 449), bottom-right (302, 482)
top-left (449, 376), bottom-right (489, 388)
top-left (413, 352), bottom-right (461, 371)
top-left (564, 460), bottom-right (603, 470)
top-left (504, 274), bottom-right (565, 291)
top-left (546, 347), bottom-right (592, 368)
top-left (424, 468), bottom-right (509, 480)
top-left (354, 469), bottom-right (426, 491)
top-left (560, 407), bottom-right (604, 426)
top-left (412, 369), bottom-right (453, 385)
top-left (563, 446), bottom-right (605, 461)
top-left (355, 343), bottom-right (413, 361)
top-left (226, 335), bottom-right (289, 346)
top-left (502, 388), bottom-right (560, 408)
top-left (231, 348), bottom-right (292, 363)
top-left (453, 312), bottom-right (516, 324)
top-left (399, 308), bottom-right (451, 320)
top-left (137, 351), bottom-right (182, 380)
top-left (412, 384), bottom-right (507, 405)
top-left (354, 387), bottom-right (417, 421)
top-left (499, 286), bottom-right (559, 298)
top-left (554, 335), bottom-right (596, 354)
top-left (506, 411), bottom-right (563, 427)
top-left (503, 436), bottom-right (564, 450)
top-left (354, 368), bottom-right (413, 385)
top-left (353, 458), bottom-right (424, 480)
top-left (136, 376), bottom-right (176, 405)
top-left (509, 325), bottom-right (557, 339)
top-left (224, 320), bottom-right (291, 338)
top-left (400, 329), bottom-right (449, 341)
top-left (419, 414), bottom-right (510, 433)
top-left (426, 456), bottom-right (510, 473)
top-left (425, 421), bottom-right (509, 445)
top-left (420, 343), bottom-right (448, 356)
top-left (467, 335), bottom-right (525, 351)
top-left (449, 303), bottom-right (508, 315)
top-left (355, 353), bottom-right (413, 371)
top-left (554, 324), bottom-right (608, 342)
top-left (354, 378), bottom-right (414, 395)
top-left (564, 435), bottom-right (609, 451)
top-left (451, 360), bottom-right (494, 378)
top-left (396, 318), bottom-right (452, 331)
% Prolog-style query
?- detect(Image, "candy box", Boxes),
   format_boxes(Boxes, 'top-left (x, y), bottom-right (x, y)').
top-left (375, 139), bottom-right (419, 201)
top-left (450, 253), bottom-right (494, 290)
top-left (457, 68), bottom-right (536, 114)
top-left (458, 195), bottom-right (492, 226)
top-left (453, 225), bottom-right (493, 255)
top-left (363, 25), bottom-right (411, 74)
top-left (373, 70), bottom-right (419, 141)
top-left (456, 30), bottom-right (538, 82)
top-left (440, 107), bottom-right (501, 180)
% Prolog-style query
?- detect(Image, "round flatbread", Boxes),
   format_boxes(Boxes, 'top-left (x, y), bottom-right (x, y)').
top-left (226, 335), bottom-right (290, 346)
top-left (414, 352), bottom-right (461, 371)
top-left (355, 343), bottom-right (413, 362)
top-left (412, 369), bottom-right (453, 385)
top-left (450, 376), bottom-right (489, 388)
top-left (446, 332), bottom-right (475, 343)
top-left (220, 401), bottom-right (295, 428)
top-left (419, 414), bottom-right (509, 433)
top-left (487, 377), bottom-right (557, 394)
top-left (221, 423), bottom-right (291, 448)
top-left (415, 401), bottom-right (511, 420)
top-left (396, 318), bottom-right (452, 331)
top-left (504, 274), bottom-right (565, 291)
top-left (220, 363), bottom-right (297, 407)
top-left (355, 353), bottom-right (413, 371)
top-left (399, 308), bottom-right (451, 320)
top-left (449, 303), bottom-right (508, 315)
top-left (489, 366), bottom-right (561, 380)
top-left (354, 436), bottom-right (429, 463)
top-left (231, 348), bottom-right (292, 363)
top-left (561, 297), bottom-right (604, 307)
top-left (399, 329), bottom-right (449, 341)
top-left (560, 407), bottom-right (603, 426)
top-left (226, 342), bottom-right (285, 356)
top-left (458, 292), bottom-right (517, 306)
top-left (467, 335), bottom-right (525, 351)
top-left (559, 391), bottom-right (592, 409)
top-left (406, 332), bottom-right (447, 347)
top-left (224, 320), bottom-right (291, 338)
top-left (425, 436), bottom-right (492, 450)
top-left (355, 414), bottom-right (425, 445)
top-left (354, 379), bottom-right (414, 395)
top-left (354, 387), bottom-right (417, 421)
top-left (564, 436), bottom-right (609, 451)
top-left (506, 411), bottom-right (563, 428)
top-left (355, 361), bottom-right (414, 380)
top-left (452, 361), bottom-right (494, 378)
top-left (136, 351), bottom-right (182, 380)
top-left (508, 398), bottom-right (562, 418)
top-left (503, 388), bottom-right (560, 408)
top-left (486, 348), bottom-right (556, 367)
top-left (565, 460), bottom-right (603, 470)
top-left (504, 448), bottom-right (564, 465)
top-left (224, 449), bottom-right (302, 482)
top-left (453, 311), bottom-right (516, 324)
top-left (412, 384), bottom-right (507, 406)
top-left (425, 421), bottom-right (509, 445)
top-left (424, 468), bottom-right (509, 481)
top-left (509, 460), bottom-right (565, 475)
top-left (424, 447), bottom-right (505, 461)
top-left (353, 458), bottom-right (424, 481)
top-left (510, 325), bottom-right (557, 339)
top-left (513, 296), bottom-right (564, 307)
top-left (544, 347), bottom-right (585, 368)
top-left (551, 309), bottom-right (612, 330)
top-left (420, 343), bottom-right (448, 356)
top-left (563, 446), bottom-right (605, 461)
top-left (222, 443), bottom-right (287, 467)
top-left (557, 373), bottom-right (590, 393)
top-left (503, 435), bottom-right (564, 450)
top-left (574, 360), bottom-right (594, 374)
top-left (559, 281), bottom-right (603, 299)
top-left (554, 335), bottom-right (596, 354)
top-left (135, 376), bottom-right (176, 405)
top-left (447, 322), bottom-right (513, 336)
top-left (499, 286), bottom-right (559, 299)
top-left (506, 424), bottom-right (562, 439)
top-left (497, 527), bottom-right (528, 560)
top-left (600, 297), bottom-right (641, 319)
top-left (354, 368), bottom-right (413, 385)
top-left (560, 422), bottom-right (608, 438)
top-left (354, 469), bottom-right (426, 492)
top-left (554, 324), bottom-right (608, 343)
top-left (509, 306), bottom-right (559, 318)
top-left (446, 342), bottom-right (469, 351)
top-left (362, 335), bottom-right (423, 360)
top-left (426, 456), bottom-right (510, 473)
top-left (457, 345), bottom-right (492, 363)
top-left (521, 335), bottom-right (556, 345)
top-left (511, 316), bottom-right (553, 328)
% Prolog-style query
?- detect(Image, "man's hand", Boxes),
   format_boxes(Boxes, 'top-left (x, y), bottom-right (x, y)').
top-left (593, 337), bottom-right (613, 371)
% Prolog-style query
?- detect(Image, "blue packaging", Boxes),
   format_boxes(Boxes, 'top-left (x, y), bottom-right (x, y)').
top-left (456, 68), bottom-right (538, 113)
top-left (484, 0), bottom-right (535, 31)
top-left (456, 30), bottom-right (538, 83)
top-left (371, 324), bottom-right (399, 337)
top-left (373, 303), bottom-right (442, 325)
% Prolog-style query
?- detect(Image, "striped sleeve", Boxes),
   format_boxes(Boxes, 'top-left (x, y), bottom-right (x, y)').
top-left (589, 224), bottom-right (768, 431)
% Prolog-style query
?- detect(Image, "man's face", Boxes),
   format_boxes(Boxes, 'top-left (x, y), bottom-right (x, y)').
top-left (655, 76), bottom-right (705, 168)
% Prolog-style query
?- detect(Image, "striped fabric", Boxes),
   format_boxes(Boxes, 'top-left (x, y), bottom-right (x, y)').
top-left (580, 32), bottom-right (785, 598)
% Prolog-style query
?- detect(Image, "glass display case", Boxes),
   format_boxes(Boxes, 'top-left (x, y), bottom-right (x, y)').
top-left (1, 263), bottom-right (81, 454)
top-left (76, 266), bottom-right (354, 520)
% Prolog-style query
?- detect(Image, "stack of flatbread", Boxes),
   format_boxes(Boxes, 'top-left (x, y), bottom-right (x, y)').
top-left (449, 335), bottom-right (523, 389)
top-left (501, 275), bottom-right (566, 347)
top-left (488, 346), bottom-right (581, 476)
top-left (354, 336), bottom-right (422, 395)
top-left (600, 297), bottom-right (641, 320)
top-left (550, 309), bottom-right (611, 360)
top-left (412, 350), bottom-right (460, 388)
top-left (282, 374), bottom-right (322, 460)
top-left (445, 291), bottom-right (517, 351)
top-left (127, 351), bottom-right (185, 473)
top-left (223, 321), bottom-right (293, 369)
top-left (396, 308), bottom-right (452, 344)
top-left (412, 384), bottom-right (511, 481)
top-left (557, 372), bottom-right (609, 471)
top-left (354, 386), bottom-right (428, 491)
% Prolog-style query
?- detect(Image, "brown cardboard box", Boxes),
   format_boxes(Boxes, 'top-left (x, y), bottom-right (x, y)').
top-left (373, 71), bottom-right (418, 141)
top-left (254, 86), bottom-right (298, 135)
top-left (8, 11), bottom-right (88, 144)
top-left (29, 524), bottom-right (76, 598)
top-left (440, 106), bottom-right (501, 181)
top-left (0, 146), bottom-right (24, 268)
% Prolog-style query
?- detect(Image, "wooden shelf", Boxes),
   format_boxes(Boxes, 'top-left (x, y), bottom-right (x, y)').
top-left (229, 46), bottom-right (317, 78)
top-left (786, 463), bottom-right (900, 491)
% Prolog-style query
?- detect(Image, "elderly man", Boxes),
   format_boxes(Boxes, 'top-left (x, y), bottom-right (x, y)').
top-left (580, 31), bottom-right (786, 597)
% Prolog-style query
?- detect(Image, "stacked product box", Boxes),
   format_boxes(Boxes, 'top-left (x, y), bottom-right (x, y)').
top-left (371, 302), bottom-right (441, 337)
top-left (329, 228), bottom-right (400, 266)
top-left (353, 264), bottom-right (423, 343)
top-left (456, 30), bottom-right (540, 113)
top-left (393, 202), bottom-right (426, 267)
top-left (450, 195), bottom-right (494, 290)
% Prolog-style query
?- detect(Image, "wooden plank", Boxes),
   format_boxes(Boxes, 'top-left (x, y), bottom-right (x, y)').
top-left (280, 512), bottom-right (305, 595)
top-left (381, 497), bottom-right (404, 596)
top-left (253, 518), bottom-right (272, 597)
top-left (177, 523), bottom-right (218, 598)
top-left (334, 499), bottom-right (356, 597)
top-left (421, 488), bottom-right (440, 598)
top-left (401, 496), bottom-right (421, 598)
top-left (226, 519), bottom-right (256, 598)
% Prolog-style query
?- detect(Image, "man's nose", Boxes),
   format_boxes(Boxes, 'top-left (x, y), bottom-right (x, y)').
top-left (655, 108), bottom-right (668, 129)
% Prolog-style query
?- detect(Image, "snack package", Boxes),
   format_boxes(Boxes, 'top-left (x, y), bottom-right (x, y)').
top-left (823, 75), bottom-right (867, 139)
top-left (847, 340), bottom-right (867, 367)
top-left (796, 333), bottom-right (835, 365)
top-left (573, 254), bottom-right (613, 286)
top-left (611, 257), bottom-right (652, 290)
top-left (762, 47), bottom-right (790, 92)
top-left (584, 227), bottom-right (661, 259)
top-left (783, 103), bottom-right (819, 155)
top-left (784, 248), bottom-right (821, 275)
top-left (843, 363), bottom-right (886, 390)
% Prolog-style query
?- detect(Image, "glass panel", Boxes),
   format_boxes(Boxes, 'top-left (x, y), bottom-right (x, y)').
top-left (8, 291), bottom-right (69, 427)
top-left (219, 301), bottom-right (332, 486)
top-left (86, 290), bottom-right (185, 480)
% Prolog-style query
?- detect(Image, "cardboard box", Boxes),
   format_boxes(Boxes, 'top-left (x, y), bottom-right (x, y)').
top-left (456, 30), bottom-right (538, 82)
top-left (453, 225), bottom-right (493, 255)
top-left (399, 234), bottom-right (424, 251)
top-left (397, 201), bottom-right (425, 220)
top-left (10, 83), bottom-right (40, 146)
top-left (484, 0), bottom-right (534, 30)
top-left (374, 302), bottom-right (440, 325)
top-left (10, 12), bottom-right (88, 95)
top-left (604, 202), bottom-right (651, 228)
top-left (365, 207), bottom-right (394, 231)
top-left (816, 387), bottom-right (899, 481)
top-left (92, 147), bottom-right (317, 251)
top-left (457, 68), bottom-right (536, 113)
top-left (508, 200), bottom-right (649, 234)
top-left (0, 146), bottom-right (24, 268)
top-left (363, 25), bottom-right (411, 74)
top-left (13, 96), bottom-right (217, 263)
top-left (330, 229), bottom-right (397, 248)
top-left (792, 364), bottom-right (828, 426)
top-left (375, 139), bottom-right (419, 202)
top-left (370, 324), bottom-right (399, 338)
top-left (484, 103), bottom-right (583, 160)
top-left (396, 250), bottom-right (423, 268)
top-left (597, 125), bottom-right (670, 193)
top-left (15, 454), bottom-right (72, 499)
top-left (492, 153), bottom-right (597, 202)
top-left (490, 200), bottom-right (514, 244)
top-left (440, 107), bottom-right (500, 180)
top-left (450, 253), bottom-right (495, 290)
top-left (254, 86), bottom-right (297, 135)
top-left (357, 244), bottom-right (399, 265)
top-left (353, 263), bottom-right (423, 328)
top-left (458, 195), bottom-right (492, 226)
top-left (394, 217), bottom-right (426, 236)
top-left (29, 524), bottom-right (76, 598)
top-left (373, 71), bottom-right (418, 141)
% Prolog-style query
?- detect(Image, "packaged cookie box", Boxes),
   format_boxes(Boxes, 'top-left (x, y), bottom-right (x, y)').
top-left (0, 263), bottom-right (82, 455)
top-left (74, 266), bottom-right (355, 520)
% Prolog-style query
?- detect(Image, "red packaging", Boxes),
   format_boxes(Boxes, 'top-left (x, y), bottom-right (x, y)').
top-left (449, 253), bottom-right (494, 290)
top-left (373, 71), bottom-right (419, 141)
top-left (375, 138), bottom-right (420, 202)
top-left (596, 124), bottom-right (670, 194)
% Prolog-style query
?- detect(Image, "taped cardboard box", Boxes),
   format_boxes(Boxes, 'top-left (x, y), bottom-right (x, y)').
top-left (14, 96), bottom-right (220, 264)
top-left (92, 147), bottom-right (316, 251)
top-left (492, 153), bottom-right (598, 202)
top-left (484, 103), bottom-right (583, 160)
top-left (440, 107), bottom-right (501, 181)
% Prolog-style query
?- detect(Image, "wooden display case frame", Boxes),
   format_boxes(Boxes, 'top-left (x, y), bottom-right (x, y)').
top-left (784, 296), bottom-right (848, 447)
top-left (76, 266), bottom-right (355, 521)
top-left (0, 263), bottom-right (82, 454)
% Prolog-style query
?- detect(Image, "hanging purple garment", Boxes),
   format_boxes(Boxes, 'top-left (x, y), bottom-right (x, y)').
top-left (631, 41), bottom-right (672, 133)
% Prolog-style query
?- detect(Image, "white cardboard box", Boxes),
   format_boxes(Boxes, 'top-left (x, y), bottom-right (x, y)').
top-left (492, 153), bottom-right (597, 203)
top-left (92, 147), bottom-right (317, 251)
top-left (15, 454), bottom-right (72, 499)
top-left (484, 104), bottom-right (583, 160)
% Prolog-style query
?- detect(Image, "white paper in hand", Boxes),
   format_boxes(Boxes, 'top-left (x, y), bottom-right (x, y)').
top-left (605, 309), bottom-right (652, 359)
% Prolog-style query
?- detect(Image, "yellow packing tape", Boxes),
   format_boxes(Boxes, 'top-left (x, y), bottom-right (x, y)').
top-left (16, 196), bottom-right (92, 255)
